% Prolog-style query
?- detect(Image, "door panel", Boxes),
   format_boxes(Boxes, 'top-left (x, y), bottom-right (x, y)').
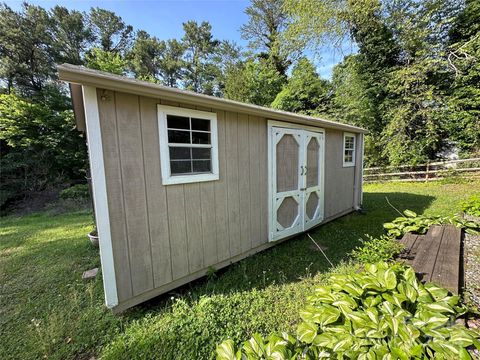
top-left (271, 128), bottom-right (304, 240)
top-left (303, 132), bottom-right (324, 230)
top-left (276, 134), bottom-right (300, 193)
top-left (269, 126), bottom-right (324, 241)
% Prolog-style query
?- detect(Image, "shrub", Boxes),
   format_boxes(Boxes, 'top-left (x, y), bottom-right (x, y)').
top-left (59, 184), bottom-right (90, 201)
top-left (217, 262), bottom-right (480, 359)
top-left (0, 92), bottom-right (87, 208)
top-left (383, 210), bottom-right (479, 237)
top-left (350, 234), bottom-right (404, 263)
top-left (462, 194), bottom-right (480, 217)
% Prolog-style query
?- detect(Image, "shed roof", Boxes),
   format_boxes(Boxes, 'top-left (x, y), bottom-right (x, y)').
top-left (58, 64), bottom-right (367, 134)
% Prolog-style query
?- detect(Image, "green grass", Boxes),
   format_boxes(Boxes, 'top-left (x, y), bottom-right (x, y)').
top-left (1, 180), bottom-right (479, 359)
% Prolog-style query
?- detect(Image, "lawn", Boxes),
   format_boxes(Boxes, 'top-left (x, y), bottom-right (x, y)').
top-left (1, 180), bottom-right (479, 359)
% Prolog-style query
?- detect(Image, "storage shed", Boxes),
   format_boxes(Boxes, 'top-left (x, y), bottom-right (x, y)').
top-left (59, 64), bottom-right (367, 312)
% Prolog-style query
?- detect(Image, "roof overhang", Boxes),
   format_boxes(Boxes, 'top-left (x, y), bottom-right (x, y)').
top-left (69, 83), bottom-right (86, 132)
top-left (58, 64), bottom-right (368, 134)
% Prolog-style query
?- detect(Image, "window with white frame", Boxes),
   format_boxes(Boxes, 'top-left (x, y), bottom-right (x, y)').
top-left (158, 105), bottom-right (219, 185)
top-left (343, 133), bottom-right (356, 167)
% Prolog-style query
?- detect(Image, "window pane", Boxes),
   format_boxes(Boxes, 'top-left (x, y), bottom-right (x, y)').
top-left (168, 130), bottom-right (190, 143)
top-left (167, 115), bottom-right (190, 129)
top-left (192, 131), bottom-right (210, 144)
top-left (170, 147), bottom-right (191, 160)
top-left (344, 150), bottom-right (353, 163)
top-left (345, 136), bottom-right (355, 149)
top-left (170, 160), bottom-right (192, 174)
top-left (192, 148), bottom-right (211, 160)
top-left (192, 160), bottom-right (211, 173)
top-left (191, 118), bottom-right (210, 131)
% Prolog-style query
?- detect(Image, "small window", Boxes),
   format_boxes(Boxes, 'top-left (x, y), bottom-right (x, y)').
top-left (158, 105), bottom-right (219, 185)
top-left (343, 133), bottom-right (356, 167)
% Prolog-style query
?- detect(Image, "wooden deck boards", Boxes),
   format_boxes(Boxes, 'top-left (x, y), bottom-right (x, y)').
top-left (397, 225), bottom-right (462, 294)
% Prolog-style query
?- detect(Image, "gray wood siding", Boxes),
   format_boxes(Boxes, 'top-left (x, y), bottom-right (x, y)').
top-left (324, 128), bottom-right (355, 218)
top-left (98, 90), bottom-right (269, 306)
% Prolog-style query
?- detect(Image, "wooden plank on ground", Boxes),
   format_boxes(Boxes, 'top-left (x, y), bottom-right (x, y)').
top-left (410, 234), bottom-right (424, 256)
top-left (397, 233), bottom-right (418, 261)
top-left (412, 226), bottom-right (444, 282)
top-left (431, 225), bottom-right (461, 294)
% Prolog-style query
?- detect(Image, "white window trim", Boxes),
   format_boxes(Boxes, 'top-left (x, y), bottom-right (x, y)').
top-left (158, 105), bottom-right (219, 185)
top-left (343, 132), bottom-right (356, 167)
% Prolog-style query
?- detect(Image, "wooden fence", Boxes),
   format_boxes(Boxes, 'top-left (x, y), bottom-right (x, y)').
top-left (364, 158), bottom-right (480, 183)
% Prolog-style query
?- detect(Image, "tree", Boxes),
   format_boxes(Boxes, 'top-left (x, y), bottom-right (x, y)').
top-left (89, 8), bottom-right (133, 54)
top-left (241, 0), bottom-right (297, 76)
top-left (50, 6), bottom-right (93, 65)
top-left (209, 40), bottom-right (243, 96)
top-left (0, 3), bottom-right (56, 94)
top-left (182, 20), bottom-right (220, 94)
top-left (224, 58), bottom-right (285, 106)
top-left (85, 48), bottom-right (127, 75)
top-left (128, 30), bottom-right (164, 81)
top-left (331, 55), bottom-right (386, 166)
top-left (157, 39), bottom-right (185, 87)
top-left (446, 0), bottom-right (480, 155)
top-left (272, 57), bottom-right (330, 114)
top-left (377, 0), bottom-right (456, 165)
top-left (0, 92), bottom-right (87, 207)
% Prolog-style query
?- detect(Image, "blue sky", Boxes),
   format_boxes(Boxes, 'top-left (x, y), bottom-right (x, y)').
top-left (5, 0), bottom-right (353, 78)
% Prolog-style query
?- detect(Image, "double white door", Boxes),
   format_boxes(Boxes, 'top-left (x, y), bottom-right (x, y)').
top-left (269, 125), bottom-right (325, 241)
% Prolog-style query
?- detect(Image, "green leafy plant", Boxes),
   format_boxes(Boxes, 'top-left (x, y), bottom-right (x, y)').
top-left (216, 262), bottom-right (480, 359)
top-left (462, 194), bottom-right (480, 217)
top-left (350, 234), bottom-right (404, 263)
top-left (383, 210), bottom-right (479, 237)
top-left (59, 184), bottom-right (90, 201)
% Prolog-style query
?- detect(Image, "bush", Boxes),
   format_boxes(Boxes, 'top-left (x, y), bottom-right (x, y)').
top-left (60, 184), bottom-right (90, 201)
top-left (217, 262), bottom-right (480, 359)
top-left (350, 234), bottom-right (404, 263)
top-left (462, 194), bottom-right (480, 217)
top-left (0, 92), bottom-right (88, 208)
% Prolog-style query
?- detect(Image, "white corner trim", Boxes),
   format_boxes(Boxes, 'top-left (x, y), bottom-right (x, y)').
top-left (82, 86), bottom-right (118, 308)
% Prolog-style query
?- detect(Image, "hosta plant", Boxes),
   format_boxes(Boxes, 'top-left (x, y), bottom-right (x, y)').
top-left (216, 262), bottom-right (480, 359)
top-left (383, 210), bottom-right (479, 237)
top-left (462, 194), bottom-right (480, 217)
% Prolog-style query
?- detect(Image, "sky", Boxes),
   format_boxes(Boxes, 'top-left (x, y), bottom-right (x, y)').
top-left (4, 0), bottom-right (354, 78)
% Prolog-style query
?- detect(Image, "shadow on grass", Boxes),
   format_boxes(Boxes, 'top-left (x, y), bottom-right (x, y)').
top-left (132, 191), bottom-right (435, 314)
